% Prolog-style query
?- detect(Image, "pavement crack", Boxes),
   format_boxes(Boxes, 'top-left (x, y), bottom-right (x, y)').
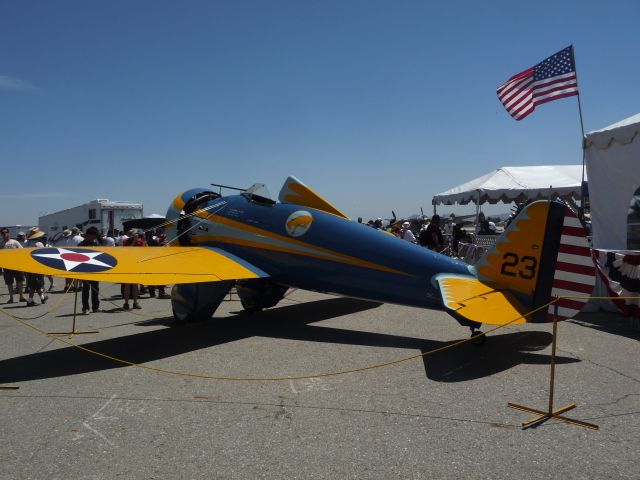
top-left (591, 393), bottom-right (640, 409)
top-left (557, 346), bottom-right (640, 385)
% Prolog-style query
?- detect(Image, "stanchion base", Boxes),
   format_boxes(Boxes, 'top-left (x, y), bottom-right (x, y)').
top-left (48, 330), bottom-right (99, 339)
top-left (508, 402), bottom-right (598, 430)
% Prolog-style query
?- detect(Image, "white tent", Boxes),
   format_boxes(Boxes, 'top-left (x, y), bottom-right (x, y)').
top-left (432, 165), bottom-right (584, 206)
top-left (584, 113), bottom-right (640, 249)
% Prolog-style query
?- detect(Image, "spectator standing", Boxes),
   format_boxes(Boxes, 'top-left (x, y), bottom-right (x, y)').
top-left (102, 230), bottom-right (116, 247)
top-left (0, 228), bottom-right (26, 304)
top-left (122, 231), bottom-right (145, 310)
top-left (57, 229), bottom-right (72, 247)
top-left (57, 229), bottom-right (76, 291)
top-left (118, 229), bottom-right (131, 246)
top-left (419, 214), bottom-right (443, 251)
top-left (78, 227), bottom-right (100, 315)
top-left (16, 231), bottom-right (26, 247)
top-left (452, 222), bottom-right (467, 254)
top-left (78, 226), bottom-right (101, 314)
top-left (400, 221), bottom-right (416, 243)
top-left (42, 235), bottom-right (55, 291)
top-left (146, 229), bottom-right (169, 298)
top-left (443, 215), bottom-right (455, 235)
top-left (70, 227), bottom-right (84, 246)
top-left (25, 228), bottom-right (47, 306)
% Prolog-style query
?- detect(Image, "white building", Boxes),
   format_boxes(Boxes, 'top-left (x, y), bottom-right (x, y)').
top-left (39, 199), bottom-right (143, 242)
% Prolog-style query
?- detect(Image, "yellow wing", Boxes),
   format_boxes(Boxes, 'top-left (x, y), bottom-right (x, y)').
top-left (434, 274), bottom-right (528, 326)
top-left (0, 246), bottom-right (267, 285)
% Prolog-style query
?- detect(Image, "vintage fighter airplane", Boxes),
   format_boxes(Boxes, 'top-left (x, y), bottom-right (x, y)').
top-left (0, 176), bottom-right (596, 339)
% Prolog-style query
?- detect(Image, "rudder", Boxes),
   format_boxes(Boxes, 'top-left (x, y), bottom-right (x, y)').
top-left (473, 200), bottom-right (595, 322)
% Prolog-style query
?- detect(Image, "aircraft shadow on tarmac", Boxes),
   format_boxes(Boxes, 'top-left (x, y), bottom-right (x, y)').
top-left (569, 311), bottom-right (640, 342)
top-left (0, 297), bottom-right (576, 383)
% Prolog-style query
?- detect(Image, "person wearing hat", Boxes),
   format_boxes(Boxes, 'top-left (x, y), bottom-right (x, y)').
top-left (0, 227), bottom-right (26, 304)
top-left (25, 228), bottom-right (48, 306)
top-left (57, 228), bottom-right (77, 290)
top-left (70, 227), bottom-right (83, 246)
top-left (419, 214), bottom-right (443, 251)
top-left (400, 221), bottom-right (416, 243)
top-left (16, 231), bottom-right (27, 247)
top-left (57, 228), bottom-right (72, 247)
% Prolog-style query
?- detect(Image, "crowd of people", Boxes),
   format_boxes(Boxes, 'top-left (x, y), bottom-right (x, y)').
top-left (364, 214), bottom-right (472, 254)
top-left (363, 211), bottom-right (505, 258)
top-left (0, 226), bottom-right (170, 314)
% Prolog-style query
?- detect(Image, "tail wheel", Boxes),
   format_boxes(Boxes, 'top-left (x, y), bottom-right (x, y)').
top-left (470, 330), bottom-right (486, 346)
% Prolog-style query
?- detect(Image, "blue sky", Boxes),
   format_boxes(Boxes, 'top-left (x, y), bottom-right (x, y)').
top-left (1, 0), bottom-right (638, 225)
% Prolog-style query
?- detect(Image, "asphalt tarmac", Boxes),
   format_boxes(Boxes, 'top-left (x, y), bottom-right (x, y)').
top-left (1, 282), bottom-right (639, 479)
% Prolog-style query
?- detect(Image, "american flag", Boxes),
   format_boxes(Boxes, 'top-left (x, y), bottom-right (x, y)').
top-left (497, 46), bottom-right (579, 121)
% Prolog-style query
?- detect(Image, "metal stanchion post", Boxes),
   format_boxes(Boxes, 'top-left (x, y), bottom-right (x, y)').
top-left (48, 284), bottom-right (98, 338)
top-left (508, 300), bottom-right (598, 430)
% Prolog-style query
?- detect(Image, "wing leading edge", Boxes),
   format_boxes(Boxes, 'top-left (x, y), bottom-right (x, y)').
top-left (0, 246), bottom-right (268, 285)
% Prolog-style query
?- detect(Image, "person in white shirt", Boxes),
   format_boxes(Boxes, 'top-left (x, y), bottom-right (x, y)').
top-left (70, 227), bottom-right (84, 246)
top-left (101, 229), bottom-right (116, 247)
top-left (443, 215), bottom-right (455, 235)
top-left (57, 229), bottom-right (73, 247)
top-left (118, 230), bottom-right (131, 246)
top-left (1, 228), bottom-right (26, 304)
top-left (16, 231), bottom-right (27, 247)
top-left (400, 221), bottom-right (416, 243)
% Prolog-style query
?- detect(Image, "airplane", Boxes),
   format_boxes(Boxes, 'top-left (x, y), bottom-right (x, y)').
top-left (0, 176), bottom-right (596, 341)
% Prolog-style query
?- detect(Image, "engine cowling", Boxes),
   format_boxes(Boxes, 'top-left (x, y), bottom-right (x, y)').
top-left (165, 188), bottom-right (221, 246)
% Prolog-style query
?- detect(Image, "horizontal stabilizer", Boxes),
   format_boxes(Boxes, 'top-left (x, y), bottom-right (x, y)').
top-left (0, 246), bottom-right (268, 285)
top-left (435, 274), bottom-right (528, 326)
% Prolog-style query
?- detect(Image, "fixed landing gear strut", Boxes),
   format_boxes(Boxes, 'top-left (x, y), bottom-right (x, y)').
top-left (470, 328), bottom-right (486, 346)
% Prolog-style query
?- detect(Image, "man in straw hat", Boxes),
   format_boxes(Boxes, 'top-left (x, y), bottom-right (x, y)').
top-left (25, 228), bottom-right (48, 306)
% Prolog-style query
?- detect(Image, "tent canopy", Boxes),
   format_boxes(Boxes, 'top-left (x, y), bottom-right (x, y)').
top-left (585, 112), bottom-right (640, 249)
top-left (585, 113), bottom-right (640, 148)
top-left (433, 165), bottom-right (584, 205)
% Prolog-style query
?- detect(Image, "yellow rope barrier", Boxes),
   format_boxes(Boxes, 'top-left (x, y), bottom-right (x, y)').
top-left (4, 283), bottom-right (75, 321)
top-left (0, 296), bottom-right (567, 382)
top-left (1, 294), bottom-right (638, 382)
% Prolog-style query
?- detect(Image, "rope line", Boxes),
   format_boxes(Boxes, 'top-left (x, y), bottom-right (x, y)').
top-left (3, 283), bottom-right (76, 321)
top-left (0, 295), bottom-right (598, 382)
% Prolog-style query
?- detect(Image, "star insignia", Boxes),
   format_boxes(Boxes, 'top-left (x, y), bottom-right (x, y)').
top-left (31, 248), bottom-right (118, 273)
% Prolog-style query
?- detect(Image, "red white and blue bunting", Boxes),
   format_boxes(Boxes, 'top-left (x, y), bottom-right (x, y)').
top-left (593, 249), bottom-right (640, 318)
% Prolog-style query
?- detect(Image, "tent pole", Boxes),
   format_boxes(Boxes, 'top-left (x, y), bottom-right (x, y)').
top-left (572, 44), bottom-right (587, 218)
top-left (475, 190), bottom-right (481, 234)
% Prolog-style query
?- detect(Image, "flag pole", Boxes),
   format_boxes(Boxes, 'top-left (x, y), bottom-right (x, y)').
top-left (572, 44), bottom-right (587, 218)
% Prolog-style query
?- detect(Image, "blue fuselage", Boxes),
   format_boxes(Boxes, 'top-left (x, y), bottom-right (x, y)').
top-left (188, 194), bottom-right (471, 310)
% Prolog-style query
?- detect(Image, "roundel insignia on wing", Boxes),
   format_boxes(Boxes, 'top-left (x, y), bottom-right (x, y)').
top-left (31, 248), bottom-right (118, 273)
top-left (285, 210), bottom-right (313, 237)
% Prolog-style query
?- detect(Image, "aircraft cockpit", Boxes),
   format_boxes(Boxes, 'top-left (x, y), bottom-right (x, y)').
top-left (242, 183), bottom-right (276, 206)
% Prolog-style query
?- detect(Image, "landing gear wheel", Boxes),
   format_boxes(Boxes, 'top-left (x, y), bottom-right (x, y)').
top-left (470, 330), bottom-right (486, 346)
top-left (241, 299), bottom-right (263, 313)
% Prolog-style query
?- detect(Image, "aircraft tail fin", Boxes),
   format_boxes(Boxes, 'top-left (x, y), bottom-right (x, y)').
top-left (278, 176), bottom-right (349, 219)
top-left (472, 200), bottom-right (596, 322)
